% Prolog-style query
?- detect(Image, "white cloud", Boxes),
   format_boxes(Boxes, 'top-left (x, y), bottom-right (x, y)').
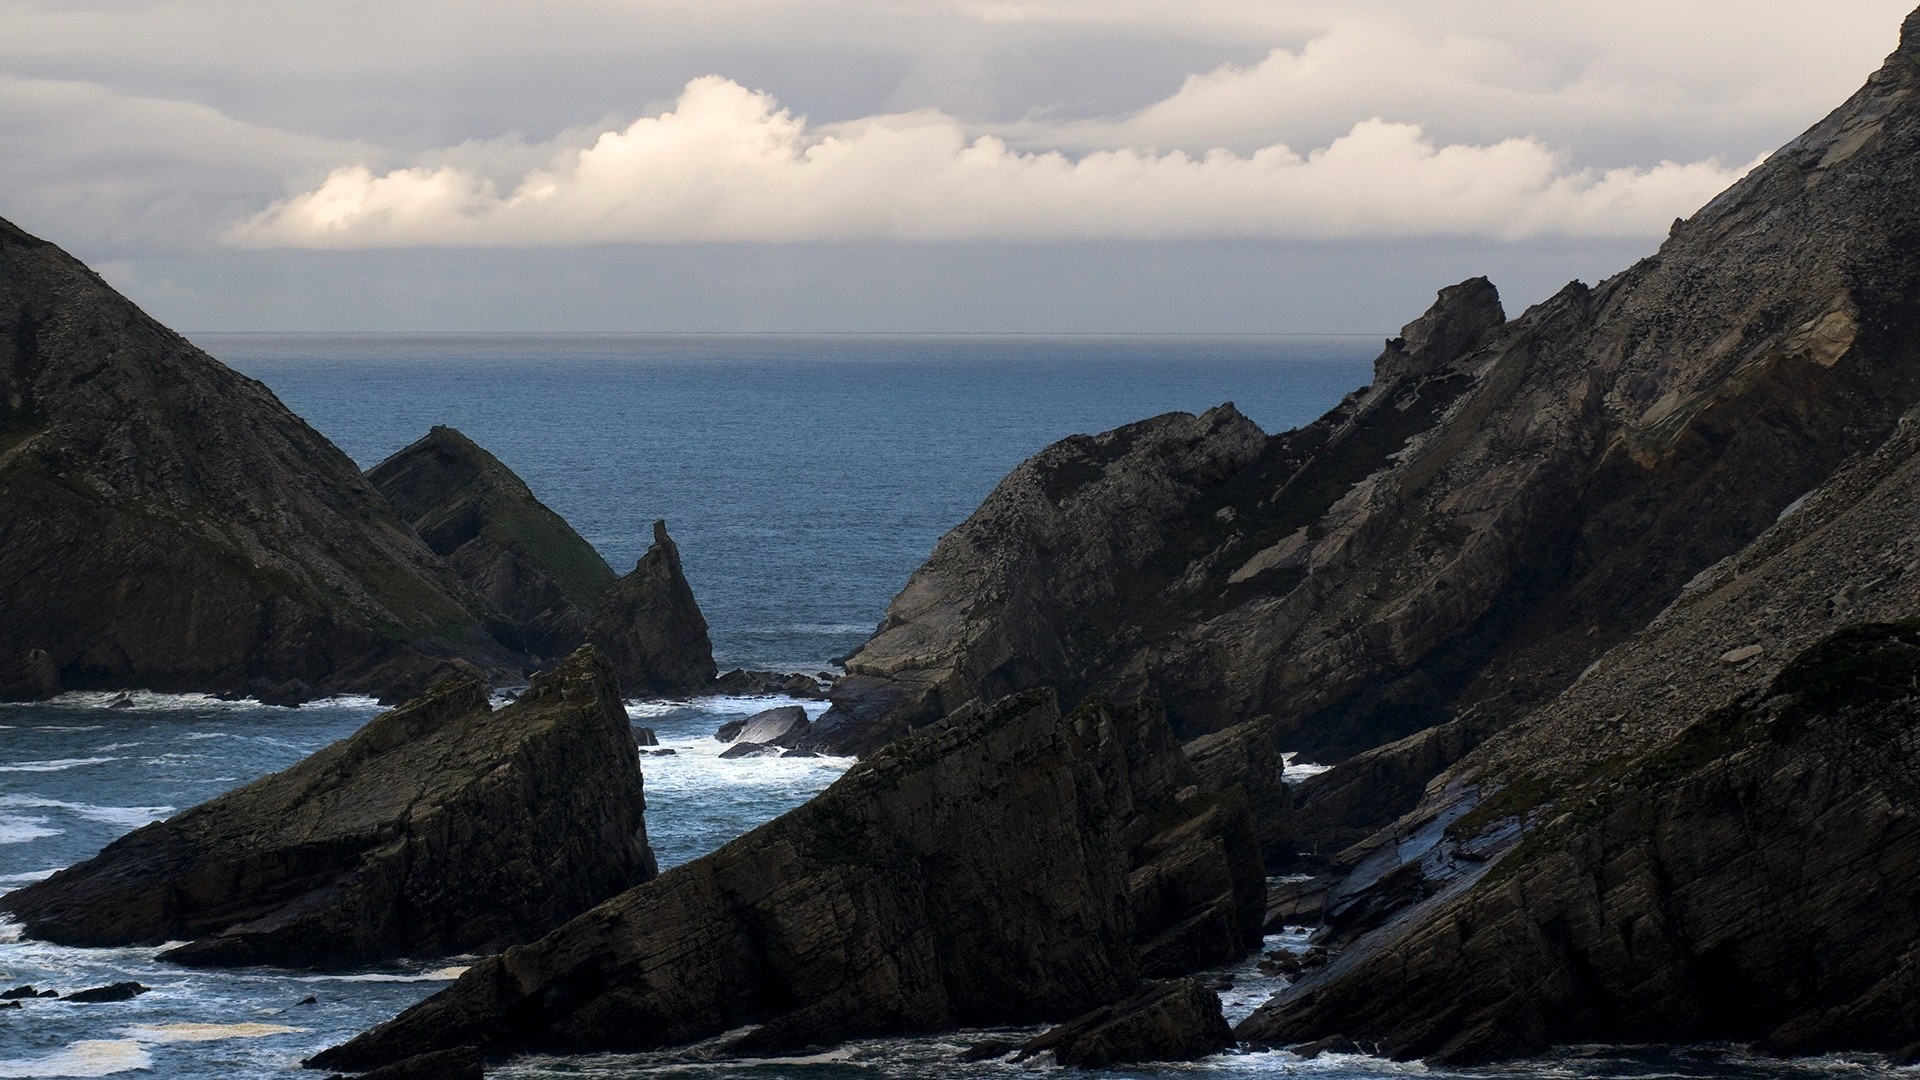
top-left (227, 75), bottom-right (1754, 248)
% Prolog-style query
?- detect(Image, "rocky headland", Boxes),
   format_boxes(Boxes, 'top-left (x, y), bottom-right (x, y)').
top-left (584, 519), bottom-right (719, 696)
top-left (0, 647), bottom-right (656, 967)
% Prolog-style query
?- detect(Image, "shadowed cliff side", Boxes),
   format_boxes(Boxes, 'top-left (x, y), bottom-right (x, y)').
top-left (311, 688), bottom-right (1264, 1071)
top-left (584, 520), bottom-right (717, 696)
top-left (0, 647), bottom-right (655, 968)
top-left (368, 426), bottom-right (617, 661)
top-left (0, 217), bottom-right (519, 702)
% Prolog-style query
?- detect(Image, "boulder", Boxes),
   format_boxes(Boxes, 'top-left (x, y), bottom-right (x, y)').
top-left (1016, 978), bottom-right (1233, 1068)
top-left (584, 521), bottom-right (718, 698)
top-left (722, 705), bottom-right (810, 747)
top-left (310, 689), bottom-right (1201, 1071)
top-left (62, 982), bottom-right (147, 1003)
top-left (716, 741), bottom-right (777, 759)
top-left (368, 426), bottom-right (617, 660)
top-left (0, 647), bottom-right (655, 968)
top-left (0, 216), bottom-right (520, 701)
top-left (712, 669), bottom-right (826, 699)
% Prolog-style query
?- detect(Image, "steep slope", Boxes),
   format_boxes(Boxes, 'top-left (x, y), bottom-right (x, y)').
top-left (814, 2), bottom-right (1920, 799)
top-left (0, 218), bottom-right (514, 701)
top-left (0, 647), bottom-right (655, 968)
top-left (312, 690), bottom-right (1264, 1070)
top-left (369, 426), bottom-right (617, 660)
top-left (584, 520), bottom-right (717, 696)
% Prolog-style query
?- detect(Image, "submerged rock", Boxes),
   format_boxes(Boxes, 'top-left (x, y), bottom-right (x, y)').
top-left (0, 647), bottom-right (655, 968)
top-left (62, 982), bottom-right (147, 1003)
top-left (1017, 978), bottom-right (1232, 1068)
top-left (369, 426), bottom-right (617, 660)
top-left (0, 216), bottom-right (517, 701)
top-left (584, 520), bottom-right (718, 697)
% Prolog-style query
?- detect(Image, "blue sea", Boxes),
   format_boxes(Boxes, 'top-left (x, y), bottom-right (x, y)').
top-left (0, 336), bottom-right (1898, 1078)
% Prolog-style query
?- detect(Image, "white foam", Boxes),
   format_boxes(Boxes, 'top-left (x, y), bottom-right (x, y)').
top-left (0, 868), bottom-right (59, 886)
top-left (0, 796), bottom-right (173, 829)
top-left (0, 758), bottom-right (117, 773)
top-left (1282, 752), bottom-right (1332, 782)
top-left (123, 1022), bottom-right (305, 1043)
top-left (297, 964), bottom-right (470, 983)
top-left (0, 815), bottom-right (60, 844)
top-left (0, 1041), bottom-right (153, 1078)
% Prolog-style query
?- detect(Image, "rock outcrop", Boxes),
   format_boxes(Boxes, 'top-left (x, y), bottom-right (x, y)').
top-left (0, 647), bottom-right (655, 968)
top-left (368, 426), bottom-right (616, 660)
top-left (0, 217), bottom-right (520, 701)
top-left (312, 689), bottom-right (1264, 1070)
top-left (1016, 978), bottom-right (1233, 1068)
top-left (584, 520), bottom-right (717, 697)
top-left (715, 705), bottom-right (810, 747)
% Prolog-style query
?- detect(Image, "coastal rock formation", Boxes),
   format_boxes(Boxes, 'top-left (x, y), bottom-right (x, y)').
top-left (0, 647), bottom-right (655, 968)
top-left (312, 689), bottom-right (1264, 1070)
top-left (0, 217), bottom-right (518, 700)
top-left (1016, 979), bottom-right (1233, 1068)
top-left (1231, 9), bottom-right (1920, 1063)
top-left (715, 704), bottom-right (810, 747)
top-left (368, 426), bottom-right (616, 660)
top-left (584, 520), bottom-right (717, 697)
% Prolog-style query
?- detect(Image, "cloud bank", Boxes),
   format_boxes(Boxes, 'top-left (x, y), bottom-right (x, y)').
top-left (229, 76), bottom-right (1753, 248)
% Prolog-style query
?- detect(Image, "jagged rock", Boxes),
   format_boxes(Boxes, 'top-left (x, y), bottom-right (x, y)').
top-left (0, 647), bottom-right (655, 968)
top-left (584, 520), bottom-right (717, 698)
top-left (62, 982), bottom-right (146, 1003)
top-left (712, 668), bottom-right (826, 699)
top-left (369, 426), bottom-right (616, 659)
top-left (320, 1046), bottom-right (482, 1080)
top-left (1182, 721), bottom-right (1294, 868)
top-left (310, 689), bottom-right (1146, 1070)
top-left (1016, 978), bottom-right (1233, 1068)
top-left (0, 986), bottom-right (47, 1000)
top-left (634, 726), bottom-right (659, 747)
top-left (0, 217), bottom-right (519, 701)
top-left (718, 705), bottom-right (810, 747)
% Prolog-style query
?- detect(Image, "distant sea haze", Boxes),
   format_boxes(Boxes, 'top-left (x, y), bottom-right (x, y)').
top-left (204, 333), bottom-right (1379, 673)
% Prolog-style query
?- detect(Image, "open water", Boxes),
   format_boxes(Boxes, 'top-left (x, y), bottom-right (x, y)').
top-left (0, 335), bottom-right (1904, 1077)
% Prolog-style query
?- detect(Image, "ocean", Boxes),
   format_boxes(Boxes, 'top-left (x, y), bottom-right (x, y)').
top-left (0, 335), bottom-right (1898, 1078)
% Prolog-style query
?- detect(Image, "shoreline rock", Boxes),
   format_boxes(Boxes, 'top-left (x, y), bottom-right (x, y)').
top-left (584, 520), bottom-right (718, 697)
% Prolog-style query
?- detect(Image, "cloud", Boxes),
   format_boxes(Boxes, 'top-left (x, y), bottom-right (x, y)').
top-left (227, 75), bottom-right (1753, 248)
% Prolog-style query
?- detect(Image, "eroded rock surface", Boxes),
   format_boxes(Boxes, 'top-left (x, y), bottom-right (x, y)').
top-left (369, 426), bottom-right (616, 660)
top-left (1017, 978), bottom-right (1233, 1068)
top-left (0, 648), bottom-right (655, 968)
top-left (0, 217), bottom-right (520, 701)
top-left (584, 520), bottom-right (717, 697)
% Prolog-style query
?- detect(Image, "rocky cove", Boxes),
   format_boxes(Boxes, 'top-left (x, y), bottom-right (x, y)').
top-left (10, 6), bottom-right (1920, 1078)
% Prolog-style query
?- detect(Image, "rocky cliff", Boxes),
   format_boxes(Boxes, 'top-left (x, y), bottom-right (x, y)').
top-left (312, 688), bottom-right (1263, 1070)
top-left (0, 647), bottom-right (655, 968)
top-left (368, 426), bottom-right (616, 661)
top-left (0, 217), bottom-right (519, 702)
top-left (584, 520), bottom-right (717, 696)
top-left (1229, 8), bottom-right (1920, 1063)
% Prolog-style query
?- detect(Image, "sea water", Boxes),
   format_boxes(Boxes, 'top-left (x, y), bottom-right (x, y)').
top-left (0, 336), bottom-right (1902, 1077)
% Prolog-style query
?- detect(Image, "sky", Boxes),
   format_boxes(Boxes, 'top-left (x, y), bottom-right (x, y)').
top-left (3, 1), bottom-right (1914, 333)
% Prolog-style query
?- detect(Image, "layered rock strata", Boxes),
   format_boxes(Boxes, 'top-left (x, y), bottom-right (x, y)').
top-left (0, 647), bottom-right (655, 968)
top-left (0, 217), bottom-right (518, 701)
top-left (368, 426), bottom-right (616, 660)
top-left (1016, 978), bottom-right (1233, 1068)
top-left (584, 520), bottom-right (717, 696)
top-left (312, 689), bottom-right (1263, 1070)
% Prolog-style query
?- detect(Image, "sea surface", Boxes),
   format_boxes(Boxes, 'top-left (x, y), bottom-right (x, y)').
top-left (0, 335), bottom-right (1905, 1078)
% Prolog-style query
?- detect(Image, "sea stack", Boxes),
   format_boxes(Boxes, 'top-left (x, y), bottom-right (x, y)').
top-left (0, 216), bottom-right (517, 702)
top-left (369, 425), bottom-right (618, 659)
top-left (584, 519), bottom-right (718, 696)
top-left (0, 646), bottom-right (656, 968)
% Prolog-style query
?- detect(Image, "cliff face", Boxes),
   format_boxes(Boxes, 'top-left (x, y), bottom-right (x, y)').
top-left (584, 520), bottom-right (717, 696)
top-left (0, 647), bottom-right (655, 968)
top-left (0, 218), bottom-right (516, 701)
top-left (313, 689), bottom-right (1264, 1070)
top-left (368, 426), bottom-right (617, 660)
top-left (815, 1), bottom-right (1920, 798)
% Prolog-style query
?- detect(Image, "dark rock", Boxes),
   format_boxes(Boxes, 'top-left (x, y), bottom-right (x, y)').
top-left (310, 689), bottom-right (1189, 1071)
top-left (957, 1038), bottom-right (1021, 1062)
top-left (0, 1001), bottom-right (17, 1010)
top-left (62, 982), bottom-right (147, 1003)
top-left (584, 521), bottom-right (717, 698)
top-left (299, 996), bottom-right (319, 1006)
top-left (319, 1046), bottom-right (482, 1080)
top-left (1183, 721), bottom-right (1294, 869)
top-left (716, 741), bottom-right (776, 759)
top-left (714, 718), bottom-right (746, 741)
top-left (781, 748), bottom-right (821, 758)
top-left (106, 692), bottom-right (133, 709)
top-left (634, 726), bottom-right (659, 747)
top-left (728, 705), bottom-right (810, 747)
top-left (711, 669), bottom-right (826, 699)
top-left (0, 648), bottom-right (57, 701)
top-left (0, 985), bottom-right (40, 999)
top-left (641, 748), bottom-right (677, 756)
top-left (0, 216), bottom-right (521, 702)
top-left (0, 647), bottom-right (655, 968)
top-left (369, 426), bottom-right (617, 660)
top-left (1016, 978), bottom-right (1233, 1068)
top-left (1262, 877), bottom-right (1330, 933)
